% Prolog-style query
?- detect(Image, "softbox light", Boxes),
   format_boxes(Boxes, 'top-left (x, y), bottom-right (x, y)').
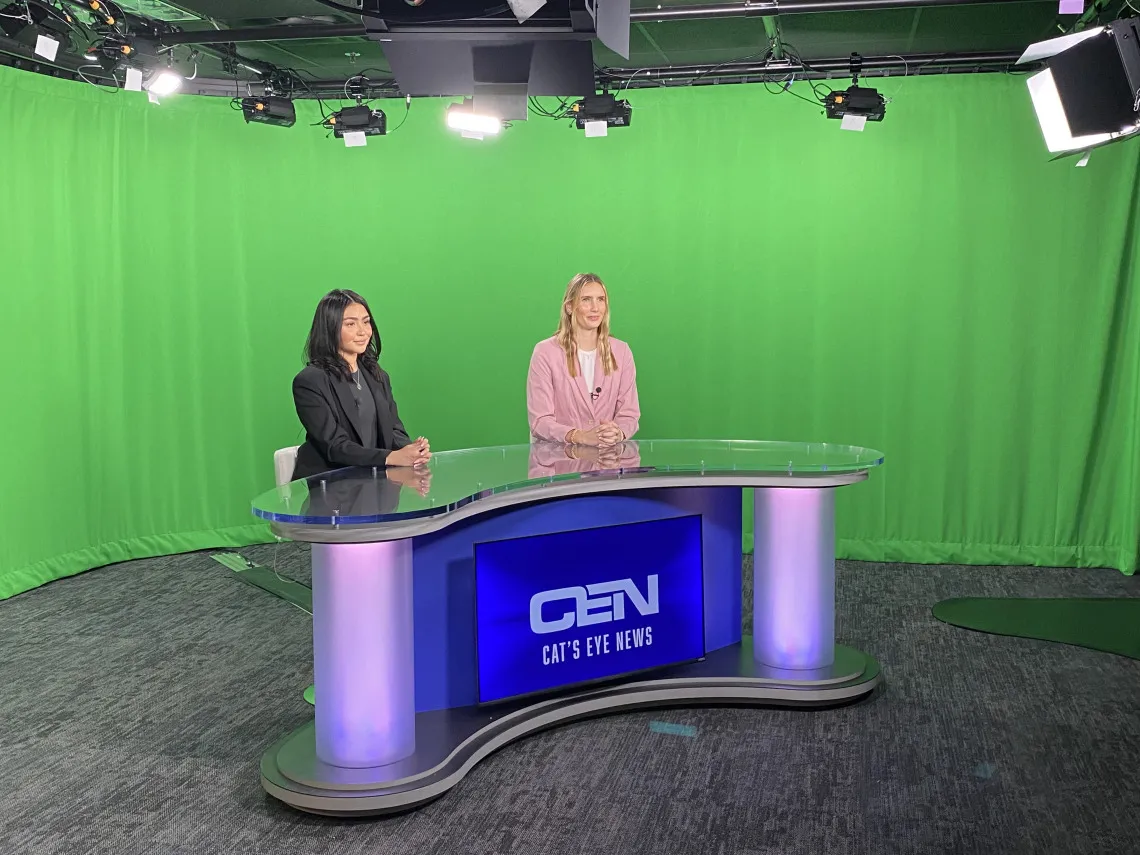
top-left (1017, 18), bottom-right (1140, 154)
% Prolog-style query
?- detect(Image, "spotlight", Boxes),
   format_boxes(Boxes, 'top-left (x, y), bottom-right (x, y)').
top-left (824, 54), bottom-right (885, 131)
top-left (446, 98), bottom-right (501, 139)
top-left (571, 93), bottom-right (631, 137)
top-left (241, 96), bottom-right (296, 128)
top-left (824, 88), bottom-right (885, 130)
top-left (146, 69), bottom-right (182, 97)
top-left (1017, 18), bottom-right (1140, 155)
top-left (323, 104), bottom-right (387, 147)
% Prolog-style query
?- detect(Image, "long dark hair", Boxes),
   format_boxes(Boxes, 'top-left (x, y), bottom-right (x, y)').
top-left (303, 289), bottom-right (382, 382)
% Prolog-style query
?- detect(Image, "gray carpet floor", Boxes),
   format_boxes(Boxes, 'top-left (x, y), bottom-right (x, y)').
top-left (1, 545), bottom-right (1139, 855)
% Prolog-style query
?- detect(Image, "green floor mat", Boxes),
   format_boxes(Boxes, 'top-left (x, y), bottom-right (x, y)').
top-left (932, 597), bottom-right (1140, 660)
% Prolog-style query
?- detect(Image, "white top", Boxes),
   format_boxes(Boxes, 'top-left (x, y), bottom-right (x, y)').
top-left (577, 348), bottom-right (597, 394)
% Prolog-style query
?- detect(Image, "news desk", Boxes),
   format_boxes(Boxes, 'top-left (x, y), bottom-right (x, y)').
top-left (250, 439), bottom-right (884, 816)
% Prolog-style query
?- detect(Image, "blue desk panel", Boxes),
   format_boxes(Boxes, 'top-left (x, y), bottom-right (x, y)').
top-left (409, 487), bottom-right (743, 712)
top-left (475, 515), bottom-right (706, 704)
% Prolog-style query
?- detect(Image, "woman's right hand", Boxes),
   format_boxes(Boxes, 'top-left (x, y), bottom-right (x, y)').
top-left (386, 442), bottom-right (431, 467)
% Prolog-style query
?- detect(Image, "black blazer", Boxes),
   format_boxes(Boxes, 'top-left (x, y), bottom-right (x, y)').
top-left (291, 363), bottom-right (412, 480)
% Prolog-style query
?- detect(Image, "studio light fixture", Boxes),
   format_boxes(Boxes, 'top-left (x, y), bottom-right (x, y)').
top-left (824, 54), bottom-right (885, 131)
top-left (146, 69), bottom-right (182, 97)
top-left (1017, 18), bottom-right (1140, 156)
top-left (446, 98), bottom-right (502, 139)
top-left (323, 104), bottom-right (387, 147)
top-left (571, 93), bottom-right (632, 138)
top-left (241, 96), bottom-right (296, 128)
top-left (88, 30), bottom-right (185, 99)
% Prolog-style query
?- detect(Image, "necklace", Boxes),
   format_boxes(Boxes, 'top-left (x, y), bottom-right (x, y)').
top-left (353, 373), bottom-right (362, 390)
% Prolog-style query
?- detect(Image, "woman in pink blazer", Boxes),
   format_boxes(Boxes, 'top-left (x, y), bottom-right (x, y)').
top-left (526, 273), bottom-right (640, 446)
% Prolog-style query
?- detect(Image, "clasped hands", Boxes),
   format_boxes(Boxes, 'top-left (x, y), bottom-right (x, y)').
top-left (566, 422), bottom-right (624, 448)
top-left (384, 437), bottom-right (432, 496)
top-left (385, 436), bottom-right (432, 468)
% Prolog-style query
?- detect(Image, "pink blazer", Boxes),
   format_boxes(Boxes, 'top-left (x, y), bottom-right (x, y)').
top-left (526, 336), bottom-right (640, 442)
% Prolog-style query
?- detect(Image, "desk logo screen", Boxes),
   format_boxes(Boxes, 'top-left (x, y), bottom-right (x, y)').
top-left (475, 516), bottom-right (705, 704)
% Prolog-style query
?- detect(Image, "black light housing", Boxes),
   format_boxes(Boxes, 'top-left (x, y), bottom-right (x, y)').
top-left (820, 55), bottom-right (886, 130)
top-left (241, 96), bottom-right (296, 128)
top-left (572, 93), bottom-right (632, 137)
top-left (323, 105), bottom-right (387, 145)
top-left (824, 86), bottom-right (886, 123)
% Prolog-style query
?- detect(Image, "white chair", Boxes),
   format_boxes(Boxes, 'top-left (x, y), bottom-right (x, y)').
top-left (274, 445), bottom-right (300, 487)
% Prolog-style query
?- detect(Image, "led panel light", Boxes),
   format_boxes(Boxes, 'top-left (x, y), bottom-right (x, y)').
top-left (146, 70), bottom-right (182, 97)
top-left (447, 101), bottom-right (502, 136)
top-left (1026, 68), bottom-right (1113, 153)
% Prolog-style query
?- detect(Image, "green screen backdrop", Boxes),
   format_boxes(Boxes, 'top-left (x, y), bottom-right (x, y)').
top-left (0, 65), bottom-right (1138, 600)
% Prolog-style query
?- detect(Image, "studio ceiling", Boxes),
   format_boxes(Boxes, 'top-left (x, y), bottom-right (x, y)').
top-left (0, 0), bottom-right (1131, 95)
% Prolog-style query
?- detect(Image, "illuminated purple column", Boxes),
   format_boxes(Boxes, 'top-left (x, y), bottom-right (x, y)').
top-left (753, 487), bottom-right (836, 670)
top-left (311, 541), bottom-right (416, 768)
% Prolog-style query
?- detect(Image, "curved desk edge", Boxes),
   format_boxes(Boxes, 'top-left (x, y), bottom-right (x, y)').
top-left (269, 469), bottom-right (869, 543)
top-left (261, 643), bottom-right (881, 817)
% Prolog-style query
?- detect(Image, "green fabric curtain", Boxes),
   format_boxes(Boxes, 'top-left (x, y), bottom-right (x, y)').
top-left (0, 67), bottom-right (1138, 599)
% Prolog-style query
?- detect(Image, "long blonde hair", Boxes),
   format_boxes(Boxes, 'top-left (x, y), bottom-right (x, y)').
top-left (556, 272), bottom-right (619, 378)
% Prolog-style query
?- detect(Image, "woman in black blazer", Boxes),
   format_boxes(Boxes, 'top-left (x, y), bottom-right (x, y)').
top-left (291, 289), bottom-right (431, 480)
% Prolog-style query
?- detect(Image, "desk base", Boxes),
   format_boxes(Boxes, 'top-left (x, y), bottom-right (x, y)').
top-left (261, 640), bottom-right (881, 816)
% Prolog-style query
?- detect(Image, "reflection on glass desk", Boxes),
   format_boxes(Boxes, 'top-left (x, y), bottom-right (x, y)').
top-left (253, 439), bottom-right (885, 530)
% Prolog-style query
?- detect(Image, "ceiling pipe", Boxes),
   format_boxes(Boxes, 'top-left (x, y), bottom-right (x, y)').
top-left (630, 0), bottom-right (1041, 19)
top-left (600, 50), bottom-right (1023, 82)
top-left (271, 49), bottom-right (1023, 93)
top-left (157, 23), bottom-right (367, 46)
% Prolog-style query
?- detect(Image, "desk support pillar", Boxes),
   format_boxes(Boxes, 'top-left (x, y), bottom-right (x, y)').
top-left (312, 540), bottom-right (416, 768)
top-left (752, 487), bottom-right (836, 670)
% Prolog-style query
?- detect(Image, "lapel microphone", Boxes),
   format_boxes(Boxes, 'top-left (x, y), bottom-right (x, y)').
top-left (590, 387), bottom-right (601, 401)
